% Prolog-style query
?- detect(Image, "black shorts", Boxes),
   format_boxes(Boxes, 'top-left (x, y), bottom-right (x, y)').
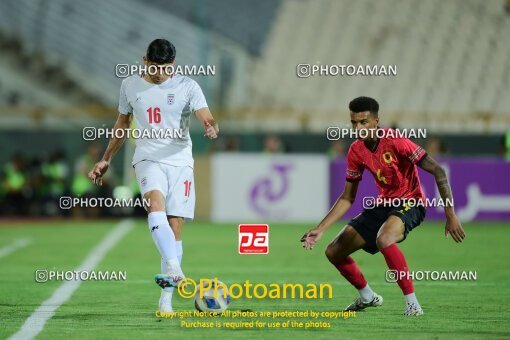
top-left (348, 205), bottom-right (426, 254)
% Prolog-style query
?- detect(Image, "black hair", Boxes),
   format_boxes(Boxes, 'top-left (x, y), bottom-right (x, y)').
top-left (349, 96), bottom-right (379, 116)
top-left (146, 39), bottom-right (176, 64)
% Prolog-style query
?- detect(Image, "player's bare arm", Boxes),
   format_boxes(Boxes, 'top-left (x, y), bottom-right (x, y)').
top-left (418, 154), bottom-right (466, 243)
top-left (87, 113), bottom-right (132, 185)
top-left (195, 107), bottom-right (219, 139)
top-left (301, 180), bottom-right (360, 250)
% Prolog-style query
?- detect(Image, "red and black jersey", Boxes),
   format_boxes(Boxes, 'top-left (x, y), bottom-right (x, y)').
top-left (345, 128), bottom-right (427, 201)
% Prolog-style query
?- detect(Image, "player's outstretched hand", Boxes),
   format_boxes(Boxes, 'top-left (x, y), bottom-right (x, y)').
top-left (204, 121), bottom-right (219, 139)
top-left (445, 215), bottom-right (466, 243)
top-left (300, 228), bottom-right (323, 250)
top-left (88, 160), bottom-right (109, 186)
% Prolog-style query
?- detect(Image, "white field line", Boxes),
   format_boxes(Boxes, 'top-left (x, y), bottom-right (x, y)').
top-left (9, 219), bottom-right (134, 340)
top-left (0, 238), bottom-right (32, 259)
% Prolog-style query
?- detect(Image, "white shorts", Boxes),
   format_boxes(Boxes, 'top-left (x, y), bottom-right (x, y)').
top-left (134, 160), bottom-right (195, 220)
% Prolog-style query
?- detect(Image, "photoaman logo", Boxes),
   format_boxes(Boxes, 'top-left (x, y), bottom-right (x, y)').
top-left (178, 278), bottom-right (333, 300)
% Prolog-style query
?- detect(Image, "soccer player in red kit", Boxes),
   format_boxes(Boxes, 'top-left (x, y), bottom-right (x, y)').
top-left (301, 96), bottom-right (466, 316)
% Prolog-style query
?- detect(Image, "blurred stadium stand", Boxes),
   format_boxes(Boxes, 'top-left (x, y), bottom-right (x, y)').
top-left (248, 0), bottom-right (510, 132)
top-left (0, 31), bottom-right (108, 129)
top-left (144, 0), bottom-right (281, 55)
top-left (0, 0), bottom-right (508, 132)
top-left (0, 0), bottom-right (253, 111)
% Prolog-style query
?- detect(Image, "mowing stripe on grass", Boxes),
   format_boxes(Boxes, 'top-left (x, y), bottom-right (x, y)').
top-left (0, 238), bottom-right (32, 259)
top-left (9, 219), bottom-right (134, 340)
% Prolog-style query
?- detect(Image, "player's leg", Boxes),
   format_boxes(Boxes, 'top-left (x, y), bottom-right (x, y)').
top-left (158, 216), bottom-right (184, 312)
top-left (163, 165), bottom-right (194, 274)
top-left (325, 225), bottom-right (367, 289)
top-left (145, 190), bottom-right (180, 269)
top-left (167, 215), bottom-right (184, 263)
top-left (325, 225), bottom-right (383, 311)
top-left (376, 214), bottom-right (423, 316)
top-left (157, 165), bottom-right (195, 311)
top-left (134, 161), bottom-right (183, 292)
top-left (167, 215), bottom-right (183, 261)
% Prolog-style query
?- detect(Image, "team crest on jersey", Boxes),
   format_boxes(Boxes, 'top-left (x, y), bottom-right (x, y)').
top-left (381, 150), bottom-right (396, 166)
top-left (167, 93), bottom-right (175, 105)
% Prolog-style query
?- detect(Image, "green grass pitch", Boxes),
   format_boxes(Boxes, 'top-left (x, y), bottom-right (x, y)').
top-left (1, 220), bottom-right (509, 339)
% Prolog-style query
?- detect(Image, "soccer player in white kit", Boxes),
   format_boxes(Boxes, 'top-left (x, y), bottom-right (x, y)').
top-left (88, 39), bottom-right (219, 312)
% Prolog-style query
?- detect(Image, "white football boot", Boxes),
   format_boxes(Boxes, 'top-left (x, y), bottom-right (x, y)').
top-left (344, 292), bottom-right (384, 311)
top-left (154, 259), bottom-right (185, 289)
top-left (158, 290), bottom-right (173, 313)
top-left (404, 302), bottom-right (424, 316)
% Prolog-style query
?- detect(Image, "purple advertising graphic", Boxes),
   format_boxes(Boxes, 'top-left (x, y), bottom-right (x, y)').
top-left (250, 163), bottom-right (293, 218)
top-left (330, 159), bottom-right (510, 221)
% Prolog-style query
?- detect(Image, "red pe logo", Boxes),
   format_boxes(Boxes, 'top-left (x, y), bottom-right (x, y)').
top-left (238, 224), bottom-right (269, 254)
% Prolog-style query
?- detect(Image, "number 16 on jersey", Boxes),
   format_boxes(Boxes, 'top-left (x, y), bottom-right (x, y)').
top-left (147, 107), bottom-right (161, 124)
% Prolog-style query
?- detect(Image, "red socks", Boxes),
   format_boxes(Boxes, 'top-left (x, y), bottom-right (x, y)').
top-left (334, 244), bottom-right (414, 295)
top-left (380, 244), bottom-right (414, 295)
top-left (335, 256), bottom-right (367, 289)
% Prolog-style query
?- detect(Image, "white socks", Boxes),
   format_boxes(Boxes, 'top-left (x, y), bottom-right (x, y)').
top-left (162, 240), bottom-right (183, 293)
top-left (175, 240), bottom-right (183, 264)
top-left (405, 292), bottom-right (420, 306)
top-left (148, 211), bottom-right (178, 262)
top-left (148, 211), bottom-right (183, 306)
top-left (358, 284), bottom-right (375, 302)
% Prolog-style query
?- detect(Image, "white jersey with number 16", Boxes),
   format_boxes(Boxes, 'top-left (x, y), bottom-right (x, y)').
top-left (118, 74), bottom-right (208, 168)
